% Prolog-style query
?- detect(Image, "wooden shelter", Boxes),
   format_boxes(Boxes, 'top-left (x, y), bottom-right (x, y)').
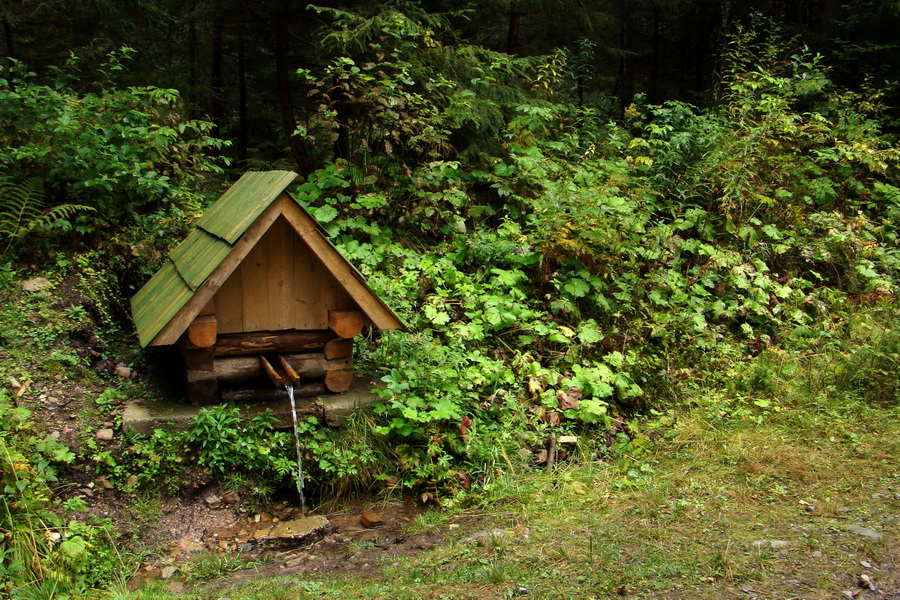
top-left (131, 170), bottom-right (405, 405)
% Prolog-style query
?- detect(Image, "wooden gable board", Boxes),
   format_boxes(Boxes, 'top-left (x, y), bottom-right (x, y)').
top-left (148, 197), bottom-right (285, 346)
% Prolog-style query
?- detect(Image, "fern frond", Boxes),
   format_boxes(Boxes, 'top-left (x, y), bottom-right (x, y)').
top-left (0, 176), bottom-right (95, 255)
top-left (0, 177), bottom-right (45, 240)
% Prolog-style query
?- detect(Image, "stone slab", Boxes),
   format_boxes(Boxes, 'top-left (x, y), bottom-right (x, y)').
top-left (123, 378), bottom-right (383, 434)
top-left (256, 515), bottom-right (331, 549)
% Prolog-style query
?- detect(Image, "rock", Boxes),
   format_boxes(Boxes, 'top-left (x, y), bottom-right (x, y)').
top-left (769, 540), bottom-right (790, 549)
top-left (126, 475), bottom-right (139, 489)
top-left (95, 428), bottom-right (114, 441)
top-left (257, 516), bottom-right (331, 550)
top-left (160, 566), bottom-right (178, 580)
top-left (114, 365), bottom-right (133, 379)
top-left (166, 581), bottom-right (184, 594)
top-left (96, 476), bottom-right (114, 490)
top-left (842, 591), bottom-right (857, 599)
top-left (22, 277), bottom-right (52, 292)
top-left (859, 573), bottom-right (876, 591)
top-left (812, 551), bottom-right (824, 559)
top-left (221, 491), bottom-right (239, 505)
top-left (847, 525), bottom-right (883, 540)
top-left (360, 511), bottom-right (384, 529)
top-left (558, 435), bottom-right (579, 444)
top-left (860, 560), bottom-right (873, 569)
top-left (460, 529), bottom-right (507, 546)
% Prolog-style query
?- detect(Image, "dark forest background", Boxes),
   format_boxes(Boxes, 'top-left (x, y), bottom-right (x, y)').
top-left (3, 0), bottom-right (897, 171)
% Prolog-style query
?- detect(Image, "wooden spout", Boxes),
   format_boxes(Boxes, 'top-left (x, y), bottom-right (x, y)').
top-left (278, 355), bottom-right (301, 386)
top-left (259, 355), bottom-right (285, 387)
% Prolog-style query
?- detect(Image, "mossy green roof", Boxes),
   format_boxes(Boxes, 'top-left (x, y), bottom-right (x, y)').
top-left (131, 170), bottom-right (299, 346)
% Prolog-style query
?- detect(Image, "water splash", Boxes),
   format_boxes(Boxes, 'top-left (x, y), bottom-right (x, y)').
top-left (285, 384), bottom-right (306, 512)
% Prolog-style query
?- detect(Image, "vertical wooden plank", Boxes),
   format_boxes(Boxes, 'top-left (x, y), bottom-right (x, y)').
top-left (241, 230), bottom-right (271, 331)
top-left (267, 218), bottom-right (293, 330)
top-left (292, 234), bottom-right (327, 329)
top-left (215, 268), bottom-right (243, 333)
top-left (198, 297), bottom-right (216, 317)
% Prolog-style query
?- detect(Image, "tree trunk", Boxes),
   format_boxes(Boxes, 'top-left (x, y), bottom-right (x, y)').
top-left (2, 12), bottom-right (14, 62)
top-left (613, 1), bottom-right (634, 116)
top-left (188, 0), bottom-right (198, 116)
top-left (210, 0), bottom-right (224, 141)
top-left (237, 22), bottom-right (248, 163)
top-left (650, 3), bottom-right (660, 104)
top-left (506, 5), bottom-right (521, 56)
top-left (275, 0), bottom-right (315, 175)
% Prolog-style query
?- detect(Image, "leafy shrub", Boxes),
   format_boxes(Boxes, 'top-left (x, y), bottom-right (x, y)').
top-left (187, 406), bottom-right (297, 491)
top-left (0, 48), bottom-right (226, 233)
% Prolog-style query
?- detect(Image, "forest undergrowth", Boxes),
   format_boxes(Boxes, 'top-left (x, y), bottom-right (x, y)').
top-left (1, 11), bottom-right (899, 599)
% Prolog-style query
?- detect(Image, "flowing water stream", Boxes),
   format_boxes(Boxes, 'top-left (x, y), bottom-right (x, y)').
top-left (285, 384), bottom-right (306, 511)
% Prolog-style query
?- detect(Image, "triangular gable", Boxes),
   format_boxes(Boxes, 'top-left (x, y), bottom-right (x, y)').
top-left (131, 171), bottom-right (406, 347)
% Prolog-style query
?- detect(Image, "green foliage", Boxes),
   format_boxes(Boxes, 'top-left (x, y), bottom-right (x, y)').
top-left (186, 406), bottom-right (296, 492)
top-left (285, 21), bottom-right (900, 497)
top-left (293, 414), bottom-right (380, 499)
top-left (0, 48), bottom-right (227, 230)
top-left (0, 391), bottom-right (125, 596)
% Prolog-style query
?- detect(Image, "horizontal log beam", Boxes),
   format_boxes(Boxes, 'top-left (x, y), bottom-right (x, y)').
top-left (328, 310), bottom-right (363, 339)
top-left (324, 338), bottom-right (353, 360)
top-left (196, 330), bottom-right (338, 356)
top-left (212, 353), bottom-right (351, 383)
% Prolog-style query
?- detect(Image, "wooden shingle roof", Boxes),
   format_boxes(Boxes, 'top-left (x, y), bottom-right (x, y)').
top-left (131, 170), bottom-right (405, 347)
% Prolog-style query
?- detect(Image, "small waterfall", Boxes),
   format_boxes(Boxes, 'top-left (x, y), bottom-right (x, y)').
top-left (285, 384), bottom-right (306, 512)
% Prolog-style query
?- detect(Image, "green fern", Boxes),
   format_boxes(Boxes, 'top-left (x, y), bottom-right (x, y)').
top-left (0, 176), bottom-right (93, 255)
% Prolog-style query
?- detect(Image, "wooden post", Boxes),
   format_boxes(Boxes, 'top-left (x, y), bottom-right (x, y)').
top-left (328, 310), bottom-right (363, 339)
top-left (186, 370), bottom-right (219, 405)
top-left (183, 347), bottom-right (215, 371)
